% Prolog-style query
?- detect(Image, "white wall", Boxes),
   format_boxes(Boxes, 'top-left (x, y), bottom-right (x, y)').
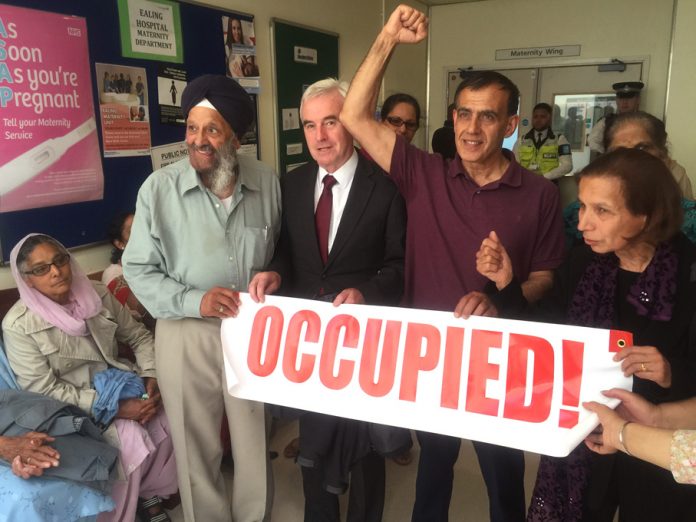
top-left (665, 0), bottom-right (696, 189)
top-left (428, 0), bottom-right (676, 152)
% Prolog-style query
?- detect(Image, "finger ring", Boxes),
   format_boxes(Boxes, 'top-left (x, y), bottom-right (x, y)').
top-left (641, 362), bottom-right (647, 372)
top-left (219, 306), bottom-right (224, 313)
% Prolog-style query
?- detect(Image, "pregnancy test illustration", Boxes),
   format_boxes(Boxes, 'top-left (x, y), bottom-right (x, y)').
top-left (0, 118), bottom-right (97, 196)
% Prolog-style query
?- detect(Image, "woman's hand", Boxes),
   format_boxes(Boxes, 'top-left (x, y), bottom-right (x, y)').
top-left (602, 388), bottom-right (661, 426)
top-left (143, 377), bottom-right (161, 406)
top-left (583, 390), bottom-right (662, 455)
top-left (476, 231), bottom-right (513, 290)
top-left (116, 397), bottom-right (158, 424)
top-left (614, 345), bottom-right (672, 388)
top-left (12, 455), bottom-right (46, 479)
top-left (0, 432), bottom-right (60, 478)
top-left (583, 401), bottom-right (625, 455)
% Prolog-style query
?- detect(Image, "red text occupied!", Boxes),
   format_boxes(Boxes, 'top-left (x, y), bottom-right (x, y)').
top-left (246, 307), bottom-right (630, 428)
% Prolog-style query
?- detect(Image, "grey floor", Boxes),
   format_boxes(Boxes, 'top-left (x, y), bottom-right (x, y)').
top-left (168, 419), bottom-right (541, 521)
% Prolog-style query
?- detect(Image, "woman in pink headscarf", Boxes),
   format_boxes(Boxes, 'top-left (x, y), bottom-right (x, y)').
top-left (2, 234), bottom-right (178, 522)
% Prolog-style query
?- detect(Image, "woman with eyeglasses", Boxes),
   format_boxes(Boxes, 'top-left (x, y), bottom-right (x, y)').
top-left (564, 111), bottom-right (696, 247)
top-left (357, 93), bottom-right (421, 165)
top-left (478, 148), bottom-right (696, 521)
top-left (381, 93), bottom-right (421, 144)
top-left (2, 234), bottom-right (178, 522)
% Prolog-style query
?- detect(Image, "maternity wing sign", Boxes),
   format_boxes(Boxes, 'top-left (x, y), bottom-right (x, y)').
top-left (222, 295), bottom-right (633, 457)
top-left (0, 5), bottom-right (103, 213)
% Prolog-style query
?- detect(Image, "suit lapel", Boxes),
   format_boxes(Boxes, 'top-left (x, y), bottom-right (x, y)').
top-left (294, 164), bottom-right (324, 268)
top-left (326, 156), bottom-right (375, 269)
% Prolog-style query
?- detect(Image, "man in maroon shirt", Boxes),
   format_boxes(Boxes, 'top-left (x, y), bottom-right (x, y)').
top-left (341, 5), bottom-right (565, 522)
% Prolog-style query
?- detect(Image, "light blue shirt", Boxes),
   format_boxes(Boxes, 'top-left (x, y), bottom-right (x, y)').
top-left (123, 155), bottom-right (281, 319)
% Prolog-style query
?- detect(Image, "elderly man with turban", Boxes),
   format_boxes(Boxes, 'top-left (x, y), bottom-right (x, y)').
top-left (123, 75), bottom-right (280, 522)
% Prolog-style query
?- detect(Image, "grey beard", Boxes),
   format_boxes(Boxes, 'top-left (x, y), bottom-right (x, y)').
top-left (207, 141), bottom-right (239, 197)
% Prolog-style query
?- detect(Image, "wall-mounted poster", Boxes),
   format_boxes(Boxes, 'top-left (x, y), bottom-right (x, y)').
top-left (222, 13), bottom-right (259, 94)
top-left (118, 0), bottom-right (183, 63)
top-left (157, 65), bottom-right (186, 125)
top-left (238, 94), bottom-right (258, 158)
top-left (0, 5), bottom-right (103, 213)
top-left (95, 63), bottom-right (151, 157)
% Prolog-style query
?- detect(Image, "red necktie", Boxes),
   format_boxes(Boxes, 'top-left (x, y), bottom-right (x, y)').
top-left (315, 174), bottom-right (337, 264)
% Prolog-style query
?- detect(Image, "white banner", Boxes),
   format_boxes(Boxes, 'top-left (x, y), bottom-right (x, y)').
top-left (221, 294), bottom-right (632, 457)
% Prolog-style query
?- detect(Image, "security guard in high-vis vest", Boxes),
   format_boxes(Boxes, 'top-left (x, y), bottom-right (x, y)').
top-left (514, 102), bottom-right (572, 181)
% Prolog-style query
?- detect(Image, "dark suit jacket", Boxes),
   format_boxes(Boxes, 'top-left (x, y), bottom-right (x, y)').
top-left (269, 152), bottom-right (406, 305)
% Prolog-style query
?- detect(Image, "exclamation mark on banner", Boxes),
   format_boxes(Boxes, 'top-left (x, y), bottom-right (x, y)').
top-left (559, 340), bottom-right (584, 428)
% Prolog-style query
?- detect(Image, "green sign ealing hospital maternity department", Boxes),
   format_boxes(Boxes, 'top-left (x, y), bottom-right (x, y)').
top-left (118, 0), bottom-right (183, 63)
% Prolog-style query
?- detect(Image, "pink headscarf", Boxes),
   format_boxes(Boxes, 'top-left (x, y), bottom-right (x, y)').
top-left (10, 234), bottom-right (102, 337)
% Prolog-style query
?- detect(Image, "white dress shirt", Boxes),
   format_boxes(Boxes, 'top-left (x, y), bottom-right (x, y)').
top-left (314, 150), bottom-right (358, 252)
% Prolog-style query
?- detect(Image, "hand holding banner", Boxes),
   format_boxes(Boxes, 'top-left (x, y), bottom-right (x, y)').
top-left (221, 294), bottom-right (632, 457)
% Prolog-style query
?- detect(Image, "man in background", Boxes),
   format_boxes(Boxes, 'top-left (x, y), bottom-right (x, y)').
top-left (588, 80), bottom-right (644, 159)
top-left (514, 102), bottom-right (572, 181)
top-left (431, 102), bottom-right (456, 159)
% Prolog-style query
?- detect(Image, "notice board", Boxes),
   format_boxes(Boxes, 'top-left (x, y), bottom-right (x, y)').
top-left (0, 0), bottom-right (254, 261)
top-left (272, 19), bottom-right (338, 175)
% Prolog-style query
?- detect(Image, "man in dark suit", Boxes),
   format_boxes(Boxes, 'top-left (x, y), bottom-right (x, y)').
top-left (249, 78), bottom-right (406, 521)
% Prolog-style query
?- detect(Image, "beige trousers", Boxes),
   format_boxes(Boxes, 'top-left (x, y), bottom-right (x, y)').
top-left (155, 317), bottom-right (273, 522)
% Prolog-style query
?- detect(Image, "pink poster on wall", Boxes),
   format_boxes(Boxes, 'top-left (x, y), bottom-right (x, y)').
top-left (0, 5), bottom-right (103, 213)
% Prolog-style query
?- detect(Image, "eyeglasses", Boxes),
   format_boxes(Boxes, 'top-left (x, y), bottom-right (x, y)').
top-left (385, 116), bottom-right (419, 131)
top-left (23, 253), bottom-right (71, 277)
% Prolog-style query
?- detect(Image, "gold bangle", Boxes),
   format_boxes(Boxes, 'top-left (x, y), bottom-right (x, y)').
top-left (619, 421), bottom-right (633, 456)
